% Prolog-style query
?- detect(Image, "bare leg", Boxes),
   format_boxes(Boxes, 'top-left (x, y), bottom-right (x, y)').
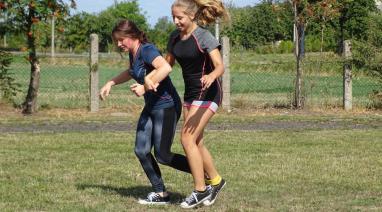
top-left (181, 106), bottom-right (218, 191)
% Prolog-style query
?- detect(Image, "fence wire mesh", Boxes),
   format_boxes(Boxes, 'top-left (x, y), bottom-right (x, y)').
top-left (5, 51), bottom-right (381, 111)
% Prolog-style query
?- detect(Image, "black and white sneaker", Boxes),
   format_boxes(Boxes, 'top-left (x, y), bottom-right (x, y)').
top-left (203, 179), bottom-right (226, 206)
top-left (138, 192), bottom-right (170, 205)
top-left (180, 188), bottom-right (211, 209)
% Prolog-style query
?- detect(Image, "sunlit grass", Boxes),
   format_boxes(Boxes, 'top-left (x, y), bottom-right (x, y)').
top-left (1, 127), bottom-right (381, 211)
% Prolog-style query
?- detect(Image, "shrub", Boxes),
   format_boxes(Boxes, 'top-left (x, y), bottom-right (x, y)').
top-left (278, 40), bottom-right (294, 53)
top-left (0, 51), bottom-right (21, 104)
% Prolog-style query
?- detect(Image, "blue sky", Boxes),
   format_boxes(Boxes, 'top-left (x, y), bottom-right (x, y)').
top-left (73, 0), bottom-right (260, 27)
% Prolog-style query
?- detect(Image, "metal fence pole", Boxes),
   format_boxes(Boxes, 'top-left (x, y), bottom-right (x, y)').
top-left (90, 34), bottom-right (99, 112)
top-left (222, 36), bottom-right (231, 112)
top-left (343, 40), bottom-right (352, 111)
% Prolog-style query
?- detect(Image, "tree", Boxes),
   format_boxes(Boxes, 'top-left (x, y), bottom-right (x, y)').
top-left (61, 12), bottom-right (98, 53)
top-left (289, 0), bottom-right (310, 108)
top-left (224, 1), bottom-right (293, 49)
top-left (96, 0), bottom-right (147, 52)
top-left (0, 50), bottom-right (21, 104)
top-left (1, 0), bottom-right (76, 114)
top-left (338, 0), bottom-right (377, 42)
top-left (310, 0), bottom-right (340, 53)
top-left (148, 16), bottom-right (175, 52)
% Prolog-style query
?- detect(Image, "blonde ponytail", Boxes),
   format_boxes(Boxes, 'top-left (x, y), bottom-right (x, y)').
top-left (195, 0), bottom-right (229, 26)
top-left (172, 0), bottom-right (229, 26)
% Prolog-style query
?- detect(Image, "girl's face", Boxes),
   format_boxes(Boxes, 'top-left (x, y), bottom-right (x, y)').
top-left (116, 37), bottom-right (133, 52)
top-left (171, 6), bottom-right (194, 32)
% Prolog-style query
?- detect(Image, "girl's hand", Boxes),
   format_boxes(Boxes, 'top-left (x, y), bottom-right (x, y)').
top-left (130, 83), bottom-right (146, 97)
top-left (144, 77), bottom-right (159, 92)
top-left (99, 81), bottom-right (114, 100)
top-left (200, 74), bottom-right (215, 90)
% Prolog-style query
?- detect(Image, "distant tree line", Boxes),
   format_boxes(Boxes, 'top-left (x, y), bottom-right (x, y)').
top-left (0, 0), bottom-right (381, 112)
top-left (0, 0), bottom-right (381, 54)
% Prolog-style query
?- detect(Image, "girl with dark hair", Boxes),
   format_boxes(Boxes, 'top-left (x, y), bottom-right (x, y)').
top-left (100, 19), bottom-right (191, 205)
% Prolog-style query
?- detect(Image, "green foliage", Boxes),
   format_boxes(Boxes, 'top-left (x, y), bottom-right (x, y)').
top-left (1, 0), bottom-right (76, 58)
top-left (0, 33), bottom-right (25, 50)
top-left (351, 12), bottom-right (382, 108)
top-left (352, 42), bottom-right (382, 80)
top-left (96, 1), bottom-right (148, 52)
top-left (352, 13), bottom-right (382, 80)
top-left (61, 12), bottom-right (98, 53)
top-left (1, 0), bottom-right (76, 32)
top-left (366, 12), bottom-right (382, 49)
top-left (305, 35), bottom-right (321, 52)
top-left (338, 0), bottom-right (377, 40)
top-left (254, 40), bottom-right (294, 54)
top-left (1, 0), bottom-right (380, 57)
top-left (224, 2), bottom-right (294, 49)
top-left (0, 51), bottom-right (21, 104)
top-left (148, 16), bottom-right (175, 52)
top-left (278, 40), bottom-right (294, 53)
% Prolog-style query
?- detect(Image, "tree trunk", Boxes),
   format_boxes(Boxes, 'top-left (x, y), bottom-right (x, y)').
top-left (23, 57), bottom-right (40, 114)
top-left (22, 29), bottom-right (40, 114)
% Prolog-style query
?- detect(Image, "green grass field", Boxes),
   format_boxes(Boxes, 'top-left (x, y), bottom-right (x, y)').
top-left (1, 112), bottom-right (381, 211)
top-left (6, 51), bottom-right (381, 109)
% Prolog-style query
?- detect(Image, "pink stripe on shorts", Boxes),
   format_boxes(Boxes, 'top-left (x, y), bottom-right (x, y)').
top-left (183, 100), bottom-right (219, 113)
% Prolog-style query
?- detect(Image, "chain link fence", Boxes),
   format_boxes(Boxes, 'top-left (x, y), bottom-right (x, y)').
top-left (229, 50), bottom-right (381, 110)
top-left (5, 49), bottom-right (381, 111)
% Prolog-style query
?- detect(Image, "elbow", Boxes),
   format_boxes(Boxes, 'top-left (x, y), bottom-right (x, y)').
top-left (218, 64), bottom-right (225, 76)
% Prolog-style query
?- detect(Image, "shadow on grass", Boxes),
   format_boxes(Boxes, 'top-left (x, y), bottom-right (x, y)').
top-left (76, 184), bottom-right (185, 204)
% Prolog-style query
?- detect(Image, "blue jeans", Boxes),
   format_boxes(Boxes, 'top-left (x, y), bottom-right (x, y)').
top-left (134, 106), bottom-right (190, 192)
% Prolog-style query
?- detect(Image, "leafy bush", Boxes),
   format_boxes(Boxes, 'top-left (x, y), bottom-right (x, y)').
top-left (278, 40), bottom-right (294, 53)
top-left (352, 12), bottom-right (382, 82)
top-left (305, 36), bottom-right (321, 52)
top-left (0, 51), bottom-right (21, 104)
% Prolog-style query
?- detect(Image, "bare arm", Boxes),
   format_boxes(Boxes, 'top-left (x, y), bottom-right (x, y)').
top-left (144, 54), bottom-right (174, 91)
top-left (108, 69), bottom-right (132, 86)
top-left (201, 49), bottom-right (225, 90)
top-left (100, 69), bottom-right (132, 100)
top-left (146, 55), bottom-right (172, 84)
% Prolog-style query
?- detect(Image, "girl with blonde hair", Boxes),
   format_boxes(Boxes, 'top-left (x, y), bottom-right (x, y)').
top-left (166, 0), bottom-right (229, 208)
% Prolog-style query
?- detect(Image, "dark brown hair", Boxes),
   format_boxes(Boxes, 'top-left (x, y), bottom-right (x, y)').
top-left (112, 20), bottom-right (148, 43)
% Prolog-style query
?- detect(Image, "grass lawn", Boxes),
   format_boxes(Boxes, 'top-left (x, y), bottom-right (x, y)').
top-left (1, 112), bottom-right (381, 211)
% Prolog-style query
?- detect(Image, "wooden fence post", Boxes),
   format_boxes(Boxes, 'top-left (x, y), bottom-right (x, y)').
top-left (222, 36), bottom-right (231, 112)
top-left (343, 40), bottom-right (352, 111)
top-left (89, 34), bottom-right (99, 112)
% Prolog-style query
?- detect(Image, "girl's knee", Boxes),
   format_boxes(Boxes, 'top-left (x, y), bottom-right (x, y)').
top-left (181, 135), bottom-right (196, 149)
top-left (134, 147), bottom-right (148, 159)
top-left (155, 152), bottom-right (172, 166)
